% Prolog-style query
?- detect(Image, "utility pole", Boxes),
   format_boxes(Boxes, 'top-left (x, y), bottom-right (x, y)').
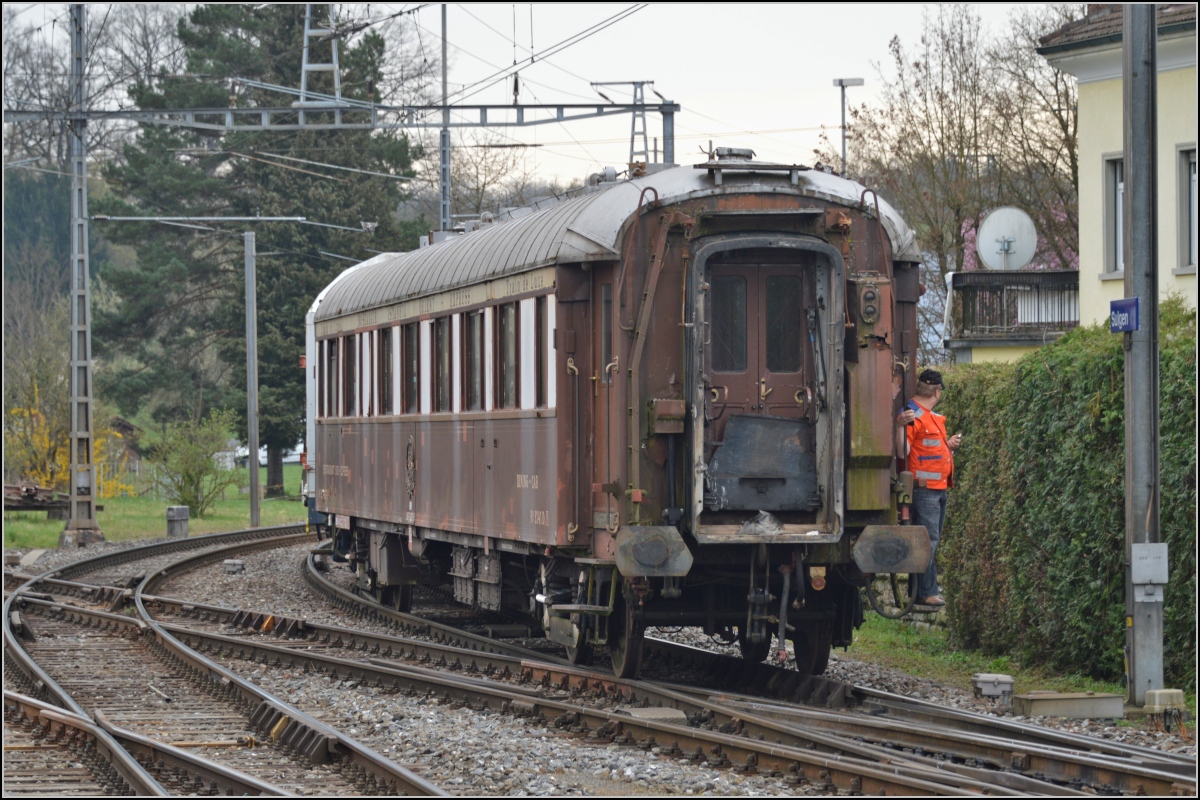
top-left (833, 78), bottom-right (864, 176)
top-left (245, 232), bottom-right (261, 527)
top-left (1122, 3), bottom-right (1164, 707)
top-left (92, 215), bottom-right (308, 530)
top-left (440, 4), bottom-right (451, 232)
top-left (63, 4), bottom-right (104, 546)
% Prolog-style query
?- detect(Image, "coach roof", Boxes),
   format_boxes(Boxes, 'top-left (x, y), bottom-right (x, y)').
top-left (313, 163), bottom-right (920, 323)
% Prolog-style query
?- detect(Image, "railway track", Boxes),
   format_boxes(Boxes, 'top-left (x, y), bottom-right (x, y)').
top-left (3, 690), bottom-right (163, 797)
top-left (306, 552), bottom-right (1198, 796)
top-left (8, 528), bottom-right (1196, 796)
top-left (132, 540), bottom-right (992, 793)
top-left (3, 526), bottom-right (445, 797)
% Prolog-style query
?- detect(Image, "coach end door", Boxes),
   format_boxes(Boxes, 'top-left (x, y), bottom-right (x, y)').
top-left (704, 260), bottom-right (821, 515)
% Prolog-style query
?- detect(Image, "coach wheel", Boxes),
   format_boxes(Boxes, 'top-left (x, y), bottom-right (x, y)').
top-left (609, 591), bottom-right (645, 678)
top-left (865, 572), bottom-right (918, 619)
top-left (791, 621), bottom-right (832, 675)
top-left (392, 584), bottom-right (414, 613)
top-left (736, 627), bottom-right (771, 663)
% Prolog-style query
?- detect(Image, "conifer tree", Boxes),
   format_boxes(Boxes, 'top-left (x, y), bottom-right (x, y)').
top-left (95, 5), bottom-right (431, 494)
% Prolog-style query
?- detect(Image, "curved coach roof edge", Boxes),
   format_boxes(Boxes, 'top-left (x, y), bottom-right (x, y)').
top-left (314, 165), bottom-right (921, 323)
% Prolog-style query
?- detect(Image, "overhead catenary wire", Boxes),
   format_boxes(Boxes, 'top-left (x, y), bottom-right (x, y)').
top-left (408, 4), bottom-right (647, 122)
top-left (237, 150), bottom-right (418, 181)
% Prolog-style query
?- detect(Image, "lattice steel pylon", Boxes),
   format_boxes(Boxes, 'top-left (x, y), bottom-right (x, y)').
top-left (592, 81), bottom-right (653, 168)
top-left (63, 4), bottom-right (103, 545)
top-left (296, 4), bottom-right (345, 125)
top-left (628, 82), bottom-right (649, 166)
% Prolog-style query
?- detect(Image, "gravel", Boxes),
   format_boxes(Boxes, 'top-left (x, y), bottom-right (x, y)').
top-left (6, 537), bottom-right (178, 575)
top-left (649, 626), bottom-right (1197, 759)
top-left (245, 667), bottom-right (813, 796)
top-left (7, 536), bottom-right (1195, 793)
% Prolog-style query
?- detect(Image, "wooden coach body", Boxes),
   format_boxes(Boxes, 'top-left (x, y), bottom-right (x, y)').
top-left (305, 157), bottom-right (928, 676)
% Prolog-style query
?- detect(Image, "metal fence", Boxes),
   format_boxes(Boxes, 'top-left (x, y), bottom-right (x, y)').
top-left (946, 270), bottom-right (1079, 340)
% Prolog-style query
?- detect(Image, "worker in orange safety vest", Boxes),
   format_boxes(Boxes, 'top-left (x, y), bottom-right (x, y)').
top-left (895, 369), bottom-right (963, 608)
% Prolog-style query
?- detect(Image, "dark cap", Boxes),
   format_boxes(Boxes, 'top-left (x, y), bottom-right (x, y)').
top-left (917, 369), bottom-right (944, 387)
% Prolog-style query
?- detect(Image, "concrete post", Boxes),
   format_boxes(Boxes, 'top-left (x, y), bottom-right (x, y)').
top-left (1122, 3), bottom-right (1163, 706)
top-left (166, 506), bottom-right (189, 538)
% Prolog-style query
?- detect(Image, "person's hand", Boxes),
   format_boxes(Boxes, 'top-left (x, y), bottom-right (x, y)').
top-left (948, 433), bottom-right (963, 450)
top-left (896, 409), bottom-right (916, 426)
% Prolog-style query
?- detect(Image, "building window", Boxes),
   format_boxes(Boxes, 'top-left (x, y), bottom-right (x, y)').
top-left (403, 323), bottom-right (419, 414)
top-left (1181, 148), bottom-right (1197, 270)
top-left (1105, 157), bottom-right (1124, 274)
top-left (497, 302), bottom-right (518, 409)
top-left (465, 311), bottom-right (484, 411)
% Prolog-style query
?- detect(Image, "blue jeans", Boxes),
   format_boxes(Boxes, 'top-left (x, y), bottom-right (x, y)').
top-left (912, 487), bottom-right (947, 600)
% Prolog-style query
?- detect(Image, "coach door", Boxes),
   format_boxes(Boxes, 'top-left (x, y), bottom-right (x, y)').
top-left (705, 262), bottom-right (820, 514)
top-left (708, 264), bottom-right (814, 432)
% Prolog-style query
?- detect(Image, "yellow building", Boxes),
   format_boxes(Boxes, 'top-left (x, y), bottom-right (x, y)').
top-left (1038, 4), bottom-right (1197, 325)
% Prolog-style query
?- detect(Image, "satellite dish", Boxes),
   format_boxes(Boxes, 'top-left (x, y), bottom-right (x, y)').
top-left (977, 207), bottom-right (1037, 270)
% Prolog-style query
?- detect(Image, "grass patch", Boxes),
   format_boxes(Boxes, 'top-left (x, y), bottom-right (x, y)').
top-left (4, 464), bottom-right (306, 550)
top-left (851, 612), bottom-right (1199, 716)
top-left (850, 611), bottom-right (1133, 698)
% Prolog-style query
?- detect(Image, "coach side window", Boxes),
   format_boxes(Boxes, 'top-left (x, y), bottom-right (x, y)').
top-left (318, 340), bottom-right (326, 418)
top-left (465, 311), bottom-right (484, 411)
top-left (327, 339), bottom-right (339, 416)
top-left (435, 316), bottom-right (452, 412)
top-left (497, 302), bottom-right (518, 409)
top-left (403, 322), bottom-right (420, 414)
top-left (343, 334), bottom-right (356, 416)
top-left (362, 331), bottom-right (373, 416)
top-left (535, 295), bottom-right (549, 408)
top-left (378, 327), bottom-right (393, 415)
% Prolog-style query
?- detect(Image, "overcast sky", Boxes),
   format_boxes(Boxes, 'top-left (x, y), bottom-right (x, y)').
top-left (415, 2), bottom-right (1029, 181)
top-left (8, 3), bottom-right (1033, 182)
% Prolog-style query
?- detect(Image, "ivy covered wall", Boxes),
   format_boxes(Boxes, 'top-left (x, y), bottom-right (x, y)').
top-left (938, 298), bottom-right (1196, 690)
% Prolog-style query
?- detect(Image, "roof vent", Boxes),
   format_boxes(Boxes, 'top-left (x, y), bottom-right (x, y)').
top-left (714, 147), bottom-right (755, 161)
top-left (587, 166), bottom-right (619, 186)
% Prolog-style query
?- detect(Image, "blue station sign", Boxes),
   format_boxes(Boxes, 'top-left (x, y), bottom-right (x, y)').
top-left (1110, 297), bottom-right (1140, 333)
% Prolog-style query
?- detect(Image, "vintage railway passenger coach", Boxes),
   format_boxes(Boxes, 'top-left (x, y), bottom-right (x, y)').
top-left (305, 152), bottom-right (932, 676)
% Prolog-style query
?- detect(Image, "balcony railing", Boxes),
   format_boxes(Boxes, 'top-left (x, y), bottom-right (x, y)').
top-left (944, 270), bottom-right (1079, 343)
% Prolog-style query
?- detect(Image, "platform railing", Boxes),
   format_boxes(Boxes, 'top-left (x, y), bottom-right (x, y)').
top-left (944, 270), bottom-right (1079, 342)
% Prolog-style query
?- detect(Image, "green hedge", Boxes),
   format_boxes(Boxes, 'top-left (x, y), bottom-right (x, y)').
top-left (939, 298), bottom-right (1196, 691)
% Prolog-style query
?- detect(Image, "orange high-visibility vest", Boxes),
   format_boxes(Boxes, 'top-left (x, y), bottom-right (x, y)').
top-left (905, 400), bottom-right (954, 490)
